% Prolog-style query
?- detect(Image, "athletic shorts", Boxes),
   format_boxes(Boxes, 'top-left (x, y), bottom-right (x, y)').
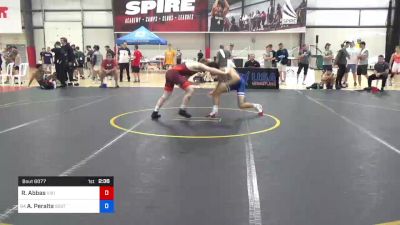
top-left (346, 64), bottom-right (357, 73)
top-left (392, 62), bottom-right (400, 74)
top-left (323, 65), bottom-right (333, 72)
top-left (131, 66), bottom-right (140, 73)
top-left (278, 63), bottom-right (287, 72)
top-left (228, 77), bottom-right (246, 96)
top-left (357, 65), bottom-right (368, 75)
top-left (164, 69), bottom-right (191, 92)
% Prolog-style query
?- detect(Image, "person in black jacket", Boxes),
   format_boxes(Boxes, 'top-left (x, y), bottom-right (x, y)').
top-left (60, 37), bottom-right (76, 85)
top-left (276, 43), bottom-right (289, 83)
top-left (52, 41), bottom-right (67, 88)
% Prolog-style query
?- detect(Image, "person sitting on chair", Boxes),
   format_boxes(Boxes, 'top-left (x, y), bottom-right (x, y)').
top-left (365, 55), bottom-right (389, 92)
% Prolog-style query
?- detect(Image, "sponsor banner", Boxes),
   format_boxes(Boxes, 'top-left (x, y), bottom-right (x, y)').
top-left (208, 0), bottom-right (307, 32)
top-left (113, 0), bottom-right (208, 32)
top-left (0, 0), bottom-right (22, 33)
top-left (236, 68), bottom-right (279, 89)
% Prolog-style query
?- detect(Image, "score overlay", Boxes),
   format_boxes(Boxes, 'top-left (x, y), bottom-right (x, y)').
top-left (18, 177), bottom-right (114, 214)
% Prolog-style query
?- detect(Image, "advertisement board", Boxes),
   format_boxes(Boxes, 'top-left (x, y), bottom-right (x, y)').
top-left (113, 0), bottom-right (307, 33)
top-left (236, 67), bottom-right (279, 89)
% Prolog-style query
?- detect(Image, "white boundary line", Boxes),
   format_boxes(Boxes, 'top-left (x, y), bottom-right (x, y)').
top-left (0, 119), bottom-right (146, 222)
top-left (312, 98), bottom-right (400, 113)
top-left (0, 96), bottom-right (110, 136)
top-left (299, 91), bottom-right (400, 155)
top-left (0, 93), bottom-right (181, 222)
top-left (0, 95), bottom-right (104, 109)
top-left (245, 121), bottom-right (262, 225)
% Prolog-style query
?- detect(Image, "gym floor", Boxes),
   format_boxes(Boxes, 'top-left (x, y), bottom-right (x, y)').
top-left (0, 87), bottom-right (399, 225)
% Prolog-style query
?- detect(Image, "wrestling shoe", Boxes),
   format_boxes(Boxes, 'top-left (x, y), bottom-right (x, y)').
top-left (206, 112), bottom-right (217, 118)
top-left (151, 111), bottom-right (161, 120)
top-left (178, 109), bottom-right (192, 118)
top-left (255, 104), bottom-right (264, 116)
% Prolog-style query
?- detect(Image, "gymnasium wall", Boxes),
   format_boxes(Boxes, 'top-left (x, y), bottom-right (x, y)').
top-left (2, 0), bottom-right (393, 64)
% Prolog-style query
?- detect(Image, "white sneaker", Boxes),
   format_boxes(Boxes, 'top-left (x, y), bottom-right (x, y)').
top-left (255, 104), bottom-right (264, 116)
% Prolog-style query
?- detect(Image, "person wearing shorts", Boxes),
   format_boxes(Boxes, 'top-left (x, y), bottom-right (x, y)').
top-left (99, 53), bottom-right (119, 88)
top-left (345, 41), bottom-right (359, 87)
top-left (389, 45), bottom-right (400, 86)
top-left (357, 41), bottom-right (369, 86)
top-left (91, 45), bottom-right (103, 81)
top-left (42, 48), bottom-right (53, 73)
top-left (276, 43), bottom-right (288, 84)
top-left (297, 44), bottom-right (311, 85)
top-left (151, 60), bottom-right (228, 120)
top-left (131, 45), bottom-right (143, 83)
top-left (321, 43), bottom-right (334, 89)
top-left (207, 66), bottom-right (263, 117)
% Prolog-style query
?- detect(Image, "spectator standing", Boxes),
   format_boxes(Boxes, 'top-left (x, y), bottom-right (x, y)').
top-left (197, 50), bottom-right (204, 62)
top-left (118, 42), bottom-right (131, 82)
top-left (131, 45), bottom-right (143, 83)
top-left (176, 49), bottom-right (182, 65)
top-left (74, 46), bottom-right (85, 79)
top-left (276, 43), bottom-right (289, 83)
top-left (86, 45), bottom-right (94, 77)
top-left (42, 47), bottom-right (53, 73)
top-left (261, 11), bottom-right (267, 28)
top-left (345, 41), bottom-right (360, 87)
top-left (39, 48), bottom-right (46, 63)
top-left (388, 45), bottom-right (400, 86)
top-left (365, 55), bottom-right (389, 92)
top-left (263, 44), bottom-right (274, 69)
top-left (164, 43), bottom-right (176, 69)
top-left (244, 54), bottom-right (261, 68)
top-left (52, 41), bottom-right (67, 87)
top-left (91, 45), bottom-right (103, 81)
top-left (0, 50), bottom-right (2, 72)
top-left (356, 41), bottom-right (369, 86)
top-left (322, 43), bottom-right (334, 73)
top-left (335, 42), bottom-right (350, 89)
top-left (216, 44), bottom-right (230, 69)
top-left (60, 37), bottom-right (75, 85)
top-left (105, 45), bottom-right (115, 58)
top-left (297, 44), bottom-right (311, 85)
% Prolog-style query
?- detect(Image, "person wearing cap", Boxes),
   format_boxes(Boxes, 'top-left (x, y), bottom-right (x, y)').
top-left (365, 55), bottom-right (389, 92)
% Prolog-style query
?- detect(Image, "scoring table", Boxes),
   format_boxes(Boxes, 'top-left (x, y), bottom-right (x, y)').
top-left (18, 177), bottom-right (114, 214)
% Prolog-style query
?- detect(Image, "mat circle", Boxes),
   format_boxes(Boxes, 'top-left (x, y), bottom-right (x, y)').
top-left (110, 107), bottom-right (281, 139)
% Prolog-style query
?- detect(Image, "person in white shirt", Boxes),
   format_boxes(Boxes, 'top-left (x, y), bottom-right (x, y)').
top-left (117, 42), bottom-right (131, 82)
top-left (344, 41), bottom-right (360, 87)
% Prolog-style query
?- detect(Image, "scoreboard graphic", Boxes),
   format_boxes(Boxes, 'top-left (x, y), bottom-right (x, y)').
top-left (18, 177), bottom-right (114, 214)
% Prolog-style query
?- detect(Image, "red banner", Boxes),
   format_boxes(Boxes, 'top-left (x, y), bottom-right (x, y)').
top-left (114, 0), bottom-right (208, 32)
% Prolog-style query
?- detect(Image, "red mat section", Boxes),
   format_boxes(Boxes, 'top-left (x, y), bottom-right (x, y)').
top-left (0, 86), bottom-right (30, 93)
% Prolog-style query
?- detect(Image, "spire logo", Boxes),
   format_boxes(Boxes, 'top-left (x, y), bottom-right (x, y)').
top-left (0, 6), bottom-right (8, 18)
top-left (282, 0), bottom-right (297, 25)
